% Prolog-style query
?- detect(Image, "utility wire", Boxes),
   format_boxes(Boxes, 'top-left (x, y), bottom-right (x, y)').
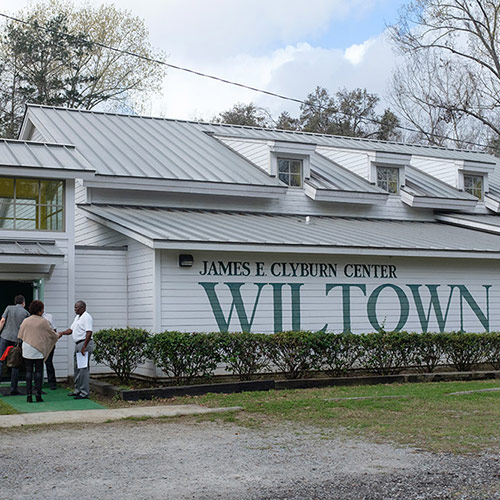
top-left (0, 10), bottom-right (497, 153)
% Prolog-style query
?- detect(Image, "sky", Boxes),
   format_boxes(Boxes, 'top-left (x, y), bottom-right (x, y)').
top-left (1, 0), bottom-right (407, 121)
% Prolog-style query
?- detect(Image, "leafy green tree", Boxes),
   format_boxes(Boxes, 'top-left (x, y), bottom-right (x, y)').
top-left (0, 0), bottom-right (164, 137)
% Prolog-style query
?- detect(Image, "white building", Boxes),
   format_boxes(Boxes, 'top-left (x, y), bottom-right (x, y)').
top-left (2, 104), bottom-right (500, 378)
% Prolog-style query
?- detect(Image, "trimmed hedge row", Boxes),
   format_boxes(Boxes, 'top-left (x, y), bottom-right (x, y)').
top-left (93, 329), bottom-right (500, 384)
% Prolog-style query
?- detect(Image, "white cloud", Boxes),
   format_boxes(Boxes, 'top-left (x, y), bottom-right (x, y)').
top-left (1, 0), bottom-right (399, 121)
top-left (155, 33), bottom-right (397, 121)
top-left (344, 38), bottom-right (377, 65)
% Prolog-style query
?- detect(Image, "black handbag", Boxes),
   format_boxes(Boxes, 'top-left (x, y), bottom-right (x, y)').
top-left (6, 341), bottom-right (23, 369)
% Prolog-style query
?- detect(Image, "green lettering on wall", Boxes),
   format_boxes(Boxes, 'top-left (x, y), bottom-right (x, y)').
top-left (199, 282), bottom-right (266, 332)
top-left (290, 283), bottom-right (304, 331)
top-left (271, 283), bottom-right (284, 333)
top-left (325, 284), bottom-right (367, 333)
top-left (408, 284), bottom-right (456, 332)
top-left (453, 284), bottom-right (491, 331)
top-left (367, 284), bottom-right (409, 332)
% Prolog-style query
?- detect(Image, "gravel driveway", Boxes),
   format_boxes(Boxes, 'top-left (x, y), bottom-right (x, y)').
top-left (1, 419), bottom-right (499, 499)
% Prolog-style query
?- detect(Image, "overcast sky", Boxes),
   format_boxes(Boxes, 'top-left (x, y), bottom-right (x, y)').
top-left (1, 0), bottom-right (406, 121)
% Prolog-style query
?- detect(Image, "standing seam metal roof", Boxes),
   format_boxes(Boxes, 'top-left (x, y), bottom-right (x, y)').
top-left (80, 205), bottom-right (500, 252)
top-left (0, 139), bottom-right (94, 171)
top-left (25, 106), bottom-right (281, 186)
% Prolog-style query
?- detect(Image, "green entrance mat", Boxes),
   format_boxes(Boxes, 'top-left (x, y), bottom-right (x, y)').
top-left (0, 383), bottom-right (105, 413)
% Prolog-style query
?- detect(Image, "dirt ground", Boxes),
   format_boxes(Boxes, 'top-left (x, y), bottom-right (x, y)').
top-left (1, 419), bottom-right (499, 500)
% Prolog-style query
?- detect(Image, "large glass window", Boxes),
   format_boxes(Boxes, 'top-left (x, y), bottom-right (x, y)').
top-left (377, 167), bottom-right (399, 194)
top-left (0, 177), bottom-right (64, 231)
top-left (463, 174), bottom-right (483, 200)
top-left (278, 158), bottom-right (302, 187)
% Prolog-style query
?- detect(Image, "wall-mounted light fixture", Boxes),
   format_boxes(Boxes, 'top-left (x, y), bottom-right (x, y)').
top-left (179, 254), bottom-right (194, 267)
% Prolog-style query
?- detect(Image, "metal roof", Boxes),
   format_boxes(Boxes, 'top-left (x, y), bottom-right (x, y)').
top-left (0, 240), bottom-right (65, 257)
top-left (308, 152), bottom-right (386, 194)
top-left (437, 213), bottom-right (500, 230)
top-left (25, 106), bottom-right (281, 186)
top-left (25, 104), bottom-right (498, 176)
top-left (198, 123), bottom-right (496, 165)
top-left (0, 139), bottom-right (93, 172)
top-left (403, 166), bottom-right (477, 200)
top-left (80, 205), bottom-right (500, 254)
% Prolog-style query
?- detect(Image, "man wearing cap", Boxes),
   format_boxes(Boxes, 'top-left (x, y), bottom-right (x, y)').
top-left (0, 295), bottom-right (29, 395)
top-left (59, 300), bottom-right (94, 399)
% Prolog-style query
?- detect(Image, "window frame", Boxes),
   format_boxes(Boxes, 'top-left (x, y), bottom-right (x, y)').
top-left (277, 157), bottom-right (303, 188)
top-left (463, 173), bottom-right (484, 201)
top-left (376, 166), bottom-right (400, 194)
top-left (0, 177), bottom-right (65, 232)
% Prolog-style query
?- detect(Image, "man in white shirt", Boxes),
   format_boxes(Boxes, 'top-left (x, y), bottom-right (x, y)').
top-left (59, 300), bottom-right (94, 399)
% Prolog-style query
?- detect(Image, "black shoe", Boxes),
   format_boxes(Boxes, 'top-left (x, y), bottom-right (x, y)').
top-left (9, 390), bottom-right (20, 396)
top-left (73, 394), bottom-right (89, 400)
top-left (41, 390), bottom-right (47, 395)
top-left (35, 395), bottom-right (43, 403)
top-left (67, 392), bottom-right (80, 397)
top-left (50, 386), bottom-right (57, 391)
top-left (27, 395), bottom-right (33, 403)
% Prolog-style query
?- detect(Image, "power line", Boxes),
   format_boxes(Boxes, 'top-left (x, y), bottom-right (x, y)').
top-left (0, 10), bottom-right (497, 153)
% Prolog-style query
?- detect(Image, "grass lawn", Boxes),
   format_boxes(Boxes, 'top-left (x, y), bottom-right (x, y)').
top-left (172, 379), bottom-right (500, 454)
top-left (0, 398), bottom-right (19, 415)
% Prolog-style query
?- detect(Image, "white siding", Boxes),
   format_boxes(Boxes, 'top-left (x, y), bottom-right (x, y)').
top-left (127, 239), bottom-right (155, 330)
top-left (161, 250), bottom-right (500, 334)
top-left (75, 183), bottom-right (127, 245)
top-left (27, 127), bottom-right (45, 142)
top-left (411, 156), bottom-right (457, 187)
top-left (318, 147), bottom-right (370, 179)
top-left (218, 138), bottom-right (270, 172)
top-left (75, 248), bottom-right (128, 329)
top-left (42, 238), bottom-right (72, 379)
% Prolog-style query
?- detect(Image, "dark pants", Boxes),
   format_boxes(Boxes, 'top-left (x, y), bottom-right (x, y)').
top-left (0, 337), bottom-right (19, 392)
top-left (24, 358), bottom-right (43, 397)
top-left (45, 347), bottom-right (56, 389)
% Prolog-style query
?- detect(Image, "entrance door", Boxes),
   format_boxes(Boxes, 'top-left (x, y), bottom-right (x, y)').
top-left (0, 281), bottom-right (33, 382)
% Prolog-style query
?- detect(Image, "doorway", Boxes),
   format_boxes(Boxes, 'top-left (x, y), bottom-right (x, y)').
top-left (0, 281), bottom-right (33, 382)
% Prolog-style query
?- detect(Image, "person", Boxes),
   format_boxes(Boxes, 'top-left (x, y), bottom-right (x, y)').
top-left (17, 300), bottom-right (60, 403)
top-left (59, 300), bottom-right (94, 399)
top-left (42, 311), bottom-right (58, 390)
top-left (0, 295), bottom-right (29, 395)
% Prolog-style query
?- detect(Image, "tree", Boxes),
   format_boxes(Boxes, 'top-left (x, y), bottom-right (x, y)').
top-left (388, 0), bottom-right (500, 150)
top-left (275, 111), bottom-right (300, 131)
top-left (0, 0), bottom-right (164, 137)
top-left (214, 102), bottom-right (272, 127)
top-left (299, 86), bottom-right (400, 139)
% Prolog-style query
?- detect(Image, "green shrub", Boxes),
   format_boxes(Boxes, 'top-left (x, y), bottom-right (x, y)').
top-left (442, 332), bottom-right (486, 372)
top-left (313, 332), bottom-right (363, 376)
top-left (360, 331), bottom-right (414, 375)
top-left (266, 331), bottom-right (320, 379)
top-left (410, 332), bottom-right (447, 373)
top-left (93, 328), bottom-right (150, 383)
top-left (146, 331), bottom-right (221, 385)
top-left (219, 332), bottom-right (269, 381)
top-left (483, 332), bottom-right (500, 370)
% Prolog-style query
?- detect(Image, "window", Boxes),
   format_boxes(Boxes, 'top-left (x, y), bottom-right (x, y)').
top-left (463, 174), bottom-right (483, 200)
top-left (278, 158), bottom-right (302, 187)
top-left (376, 167), bottom-right (399, 194)
top-left (0, 177), bottom-right (64, 231)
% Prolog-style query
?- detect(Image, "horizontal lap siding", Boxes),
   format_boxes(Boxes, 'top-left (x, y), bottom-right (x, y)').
top-left (43, 238), bottom-right (71, 379)
top-left (411, 157), bottom-right (457, 187)
top-left (75, 249), bottom-right (128, 329)
top-left (161, 250), bottom-right (500, 334)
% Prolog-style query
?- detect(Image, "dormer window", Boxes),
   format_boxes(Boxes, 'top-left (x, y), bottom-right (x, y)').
top-left (463, 174), bottom-right (483, 200)
top-left (278, 158), bottom-right (302, 187)
top-left (376, 166), bottom-right (399, 194)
